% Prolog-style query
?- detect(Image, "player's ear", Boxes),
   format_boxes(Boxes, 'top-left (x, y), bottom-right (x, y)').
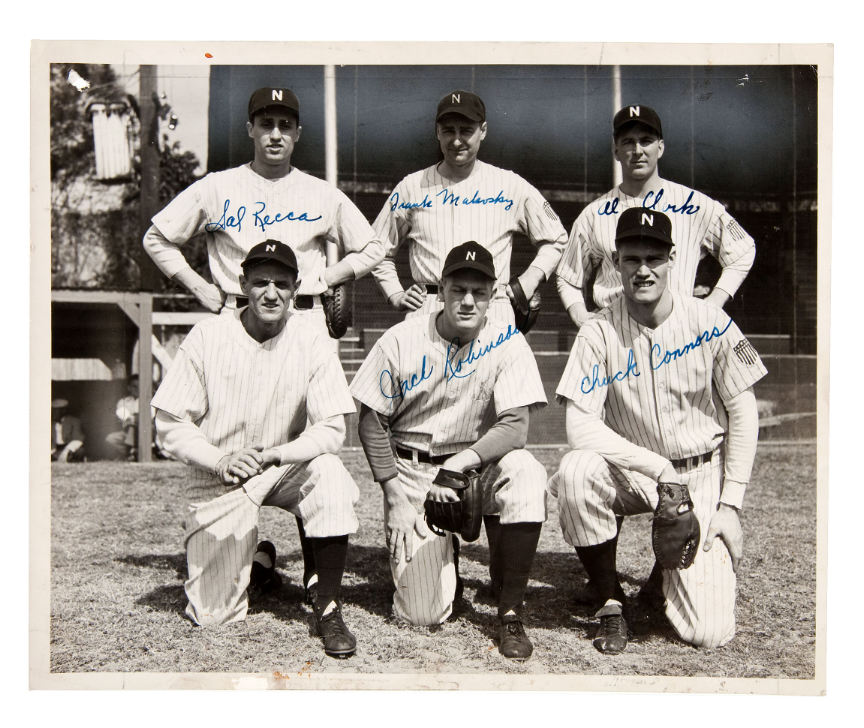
top-left (239, 273), bottom-right (248, 292)
top-left (246, 120), bottom-right (254, 139)
top-left (612, 251), bottom-right (620, 268)
top-left (478, 121), bottom-right (488, 141)
top-left (657, 139), bottom-right (665, 160)
top-left (294, 124), bottom-right (302, 141)
top-left (437, 280), bottom-right (445, 302)
top-left (667, 247), bottom-right (676, 266)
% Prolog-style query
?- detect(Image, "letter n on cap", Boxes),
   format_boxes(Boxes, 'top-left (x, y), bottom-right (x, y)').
top-left (266, 244), bottom-right (276, 252)
top-left (641, 213), bottom-right (654, 227)
top-left (452, 93), bottom-right (461, 104)
top-left (466, 251), bottom-right (476, 261)
top-left (629, 106), bottom-right (641, 118)
top-left (272, 90), bottom-right (283, 101)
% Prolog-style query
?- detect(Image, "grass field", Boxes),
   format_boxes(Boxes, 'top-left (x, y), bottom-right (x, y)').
top-left (48, 443), bottom-right (816, 680)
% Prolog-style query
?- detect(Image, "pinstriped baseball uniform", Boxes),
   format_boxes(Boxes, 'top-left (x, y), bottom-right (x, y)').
top-left (350, 313), bottom-right (548, 625)
top-left (557, 180), bottom-right (755, 309)
top-left (148, 164), bottom-right (381, 297)
top-left (548, 292), bottom-right (767, 646)
top-left (372, 160), bottom-right (567, 316)
top-left (152, 311), bottom-right (359, 626)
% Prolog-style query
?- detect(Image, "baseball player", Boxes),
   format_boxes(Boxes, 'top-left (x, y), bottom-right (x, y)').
top-left (548, 208), bottom-right (765, 653)
top-left (556, 104), bottom-right (756, 328)
top-left (152, 240), bottom-right (360, 658)
top-left (51, 398), bottom-right (85, 462)
top-left (371, 90), bottom-right (568, 324)
top-left (144, 86), bottom-right (384, 599)
top-left (351, 241), bottom-right (548, 660)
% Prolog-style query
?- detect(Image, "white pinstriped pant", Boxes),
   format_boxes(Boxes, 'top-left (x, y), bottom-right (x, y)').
top-left (548, 450), bottom-right (736, 648)
top-left (405, 293), bottom-right (515, 326)
top-left (182, 454), bottom-right (359, 626)
top-left (386, 449), bottom-right (547, 626)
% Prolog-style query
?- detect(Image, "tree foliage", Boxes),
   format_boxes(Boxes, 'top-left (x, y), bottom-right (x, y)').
top-left (50, 63), bottom-right (206, 291)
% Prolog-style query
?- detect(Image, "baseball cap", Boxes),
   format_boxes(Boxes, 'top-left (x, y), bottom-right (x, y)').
top-left (613, 104), bottom-right (663, 138)
top-left (436, 90), bottom-right (486, 123)
top-left (248, 87), bottom-right (300, 121)
top-left (441, 241), bottom-right (496, 280)
top-left (241, 240), bottom-right (299, 273)
top-left (615, 208), bottom-right (674, 248)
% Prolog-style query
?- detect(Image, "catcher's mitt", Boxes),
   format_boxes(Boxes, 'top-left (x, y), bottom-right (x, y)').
top-left (321, 284), bottom-right (352, 339)
top-left (424, 468), bottom-right (483, 543)
top-left (508, 276), bottom-right (541, 334)
top-left (652, 482), bottom-right (701, 570)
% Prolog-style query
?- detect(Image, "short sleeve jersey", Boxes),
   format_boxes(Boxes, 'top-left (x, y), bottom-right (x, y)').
top-left (372, 160), bottom-right (567, 289)
top-left (350, 313), bottom-right (547, 455)
top-left (557, 180), bottom-right (755, 308)
top-left (556, 293), bottom-right (767, 461)
top-left (151, 164), bottom-right (377, 296)
top-left (152, 311), bottom-right (355, 489)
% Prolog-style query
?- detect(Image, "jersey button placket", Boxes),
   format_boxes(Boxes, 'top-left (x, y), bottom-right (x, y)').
top-left (249, 345), bottom-right (268, 444)
top-left (651, 333), bottom-right (673, 455)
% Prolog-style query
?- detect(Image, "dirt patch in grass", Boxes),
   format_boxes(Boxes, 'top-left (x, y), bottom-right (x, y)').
top-left (47, 445), bottom-right (817, 679)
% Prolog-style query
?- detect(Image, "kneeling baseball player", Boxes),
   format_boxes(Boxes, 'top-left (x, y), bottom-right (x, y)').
top-left (548, 208), bottom-right (766, 653)
top-left (152, 240), bottom-right (360, 658)
top-left (350, 241), bottom-right (548, 660)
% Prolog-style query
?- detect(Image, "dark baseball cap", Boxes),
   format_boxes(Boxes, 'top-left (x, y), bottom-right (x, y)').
top-left (436, 90), bottom-right (486, 123)
top-left (248, 87), bottom-right (300, 121)
top-left (613, 104), bottom-right (663, 138)
top-left (615, 208), bottom-right (674, 248)
top-left (441, 241), bottom-right (496, 280)
top-left (241, 240), bottom-right (299, 273)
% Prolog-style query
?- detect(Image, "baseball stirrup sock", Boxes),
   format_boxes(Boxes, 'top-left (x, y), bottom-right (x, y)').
top-left (496, 522), bottom-right (542, 617)
top-left (308, 535), bottom-right (349, 611)
top-left (295, 515), bottom-right (316, 587)
top-left (483, 515), bottom-right (502, 590)
top-left (575, 538), bottom-right (621, 605)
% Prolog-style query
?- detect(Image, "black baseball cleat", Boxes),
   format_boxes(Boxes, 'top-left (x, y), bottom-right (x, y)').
top-left (593, 601), bottom-right (629, 655)
top-left (315, 602), bottom-right (356, 659)
top-left (498, 613), bottom-right (533, 660)
top-left (249, 541), bottom-right (282, 597)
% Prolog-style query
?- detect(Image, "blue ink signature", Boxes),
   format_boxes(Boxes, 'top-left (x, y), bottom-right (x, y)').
top-left (436, 188), bottom-right (514, 211)
top-left (580, 319), bottom-right (733, 394)
top-left (444, 324), bottom-right (519, 381)
top-left (389, 192), bottom-right (433, 211)
top-left (379, 355), bottom-right (434, 400)
top-left (205, 199), bottom-right (323, 234)
top-left (596, 188), bottom-right (701, 217)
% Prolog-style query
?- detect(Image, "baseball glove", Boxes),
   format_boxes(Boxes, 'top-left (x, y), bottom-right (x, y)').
top-left (424, 468), bottom-right (483, 543)
top-left (508, 276), bottom-right (541, 334)
top-left (321, 284), bottom-right (352, 339)
top-left (652, 482), bottom-right (701, 570)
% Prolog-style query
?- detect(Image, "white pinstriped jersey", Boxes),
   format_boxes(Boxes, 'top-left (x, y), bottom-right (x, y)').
top-left (372, 161), bottom-right (567, 298)
top-left (557, 180), bottom-right (755, 308)
top-left (152, 311), bottom-right (355, 499)
top-left (556, 293), bottom-right (767, 461)
top-left (151, 164), bottom-right (379, 296)
top-left (350, 313), bottom-right (547, 455)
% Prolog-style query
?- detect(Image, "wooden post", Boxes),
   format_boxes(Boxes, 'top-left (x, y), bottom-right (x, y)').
top-left (139, 65), bottom-right (161, 292)
top-left (137, 294), bottom-right (153, 462)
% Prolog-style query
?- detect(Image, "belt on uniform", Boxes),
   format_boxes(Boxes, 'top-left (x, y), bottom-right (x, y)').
top-left (394, 445), bottom-right (452, 466)
top-left (670, 450), bottom-right (715, 470)
top-left (419, 283), bottom-right (508, 298)
top-left (294, 295), bottom-right (315, 310)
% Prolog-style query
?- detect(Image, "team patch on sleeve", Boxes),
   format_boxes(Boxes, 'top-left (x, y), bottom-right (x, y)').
top-left (543, 201), bottom-right (560, 222)
top-left (725, 217), bottom-right (747, 241)
top-left (733, 338), bottom-right (759, 366)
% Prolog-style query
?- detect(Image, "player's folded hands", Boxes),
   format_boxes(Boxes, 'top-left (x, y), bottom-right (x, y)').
top-left (216, 448), bottom-right (266, 484)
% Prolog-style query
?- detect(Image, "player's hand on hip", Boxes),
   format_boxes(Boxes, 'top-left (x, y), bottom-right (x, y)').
top-left (194, 282), bottom-right (225, 313)
top-left (392, 284), bottom-right (425, 311)
top-left (385, 494), bottom-right (428, 563)
top-left (703, 503), bottom-right (743, 572)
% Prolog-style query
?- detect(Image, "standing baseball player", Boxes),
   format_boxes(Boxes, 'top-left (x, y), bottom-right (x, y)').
top-left (556, 104), bottom-right (756, 327)
top-left (371, 90), bottom-right (568, 324)
top-left (144, 86), bottom-right (384, 598)
top-left (351, 241), bottom-right (548, 660)
top-left (548, 208), bottom-right (765, 653)
top-left (152, 240), bottom-right (360, 658)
